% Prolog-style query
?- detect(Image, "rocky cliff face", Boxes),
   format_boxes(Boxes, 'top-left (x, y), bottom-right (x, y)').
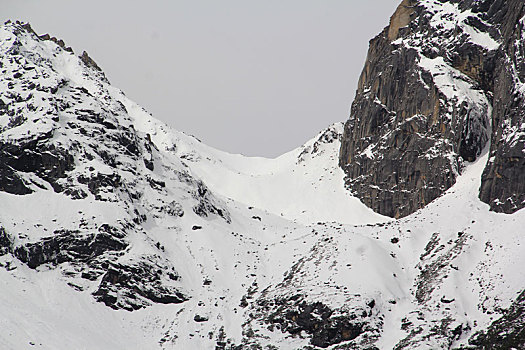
top-left (1, 18), bottom-right (525, 350)
top-left (479, 1), bottom-right (525, 213)
top-left (339, 0), bottom-right (525, 218)
top-left (0, 22), bottom-right (234, 311)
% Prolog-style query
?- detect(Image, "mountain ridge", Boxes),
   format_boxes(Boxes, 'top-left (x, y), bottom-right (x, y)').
top-left (0, 5), bottom-right (524, 349)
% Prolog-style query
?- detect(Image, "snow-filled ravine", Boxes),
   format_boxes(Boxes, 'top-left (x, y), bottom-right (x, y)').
top-left (0, 21), bottom-right (524, 350)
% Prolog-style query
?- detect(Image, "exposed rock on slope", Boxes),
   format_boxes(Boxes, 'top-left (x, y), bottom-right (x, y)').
top-left (339, 0), bottom-right (525, 217)
top-left (469, 289), bottom-right (525, 349)
top-left (479, 1), bottom-right (525, 213)
top-left (0, 22), bottom-right (217, 310)
top-left (1, 18), bottom-right (525, 350)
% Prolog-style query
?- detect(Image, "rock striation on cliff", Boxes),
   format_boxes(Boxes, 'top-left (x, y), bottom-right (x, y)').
top-left (339, 0), bottom-right (525, 217)
top-left (479, 0), bottom-right (525, 213)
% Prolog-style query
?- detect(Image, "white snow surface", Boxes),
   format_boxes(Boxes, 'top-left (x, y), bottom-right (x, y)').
top-left (0, 22), bottom-right (524, 350)
top-left (126, 112), bottom-right (387, 226)
top-left (418, 0), bottom-right (500, 50)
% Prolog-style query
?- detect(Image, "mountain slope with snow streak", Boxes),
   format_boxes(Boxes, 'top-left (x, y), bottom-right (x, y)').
top-left (114, 89), bottom-right (387, 226)
top-left (0, 18), bottom-right (524, 350)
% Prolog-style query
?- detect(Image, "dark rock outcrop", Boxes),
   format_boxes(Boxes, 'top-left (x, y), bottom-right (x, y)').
top-left (0, 227), bottom-right (12, 256)
top-left (0, 164), bottom-right (32, 195)
top-left (414, 232), bottom-right (470, 304)
top-left (469, 289), bottom-right (525, 349)
top-left (79, 51), bottom-right (102, 72)
top-left (297, 123), bottom-right (342, 163)
top-left (339, 0), bottom-right (525, 217)
top-left (13, 229), bottom-right (127, 269)
top-left (267, 298), bottom-right (366, 348)
top-left (192, 181), bottom-right (231, 223)
top-left (479, 1), bottom-right (525, 213)
top-left (241, 293), bottom-right (380, 349)
top-left (93, 257), bottom-right (188, 311)
top-left (0, 136), bottom-right (75, 194)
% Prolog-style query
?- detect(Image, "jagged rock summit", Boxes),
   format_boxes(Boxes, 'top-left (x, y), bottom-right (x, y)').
top-left (339, 0), bottom-right (525, 218)
top-left (0, 7), bottom-right (524, 350)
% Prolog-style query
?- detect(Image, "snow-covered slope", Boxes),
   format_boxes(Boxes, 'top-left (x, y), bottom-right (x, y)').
top-left (0, 19), bottom-right (524, 350)
top-left (129, 116), bottom-right (387, 225)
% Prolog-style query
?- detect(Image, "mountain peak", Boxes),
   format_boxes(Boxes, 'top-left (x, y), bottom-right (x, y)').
top-left (1, 4), bottom-right (525, 349)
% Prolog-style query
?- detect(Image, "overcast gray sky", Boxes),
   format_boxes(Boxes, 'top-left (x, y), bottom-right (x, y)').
top-left (3, 1), bottom-right (399, 157)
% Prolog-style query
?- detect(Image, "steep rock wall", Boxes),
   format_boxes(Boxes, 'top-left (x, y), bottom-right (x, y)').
top-left (479, 1), bottom-right (525, 213)
top-left (339, 0), bottom-right (525, 217)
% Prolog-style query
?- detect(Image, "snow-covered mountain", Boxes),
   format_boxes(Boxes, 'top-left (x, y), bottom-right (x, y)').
top-left (0, 2), bottom-right (524, 349)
